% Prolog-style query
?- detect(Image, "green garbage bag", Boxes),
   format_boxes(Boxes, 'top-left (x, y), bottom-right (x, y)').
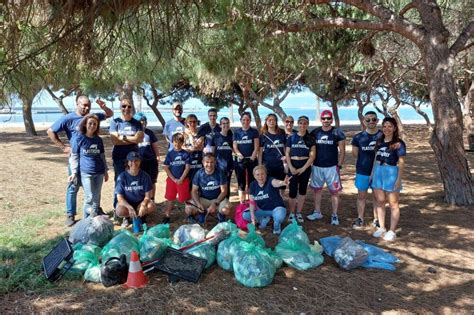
top-left (101, 230), bottom-right (139, 263)
top-left (275, 238), bottom-right (324, 271)
top-left (217, 230), bottom-right (243, 271)
top-left (71, 243), bottom-right (101, 273)
top-left (243, 224), bottom-right (265, 247)
top-left (147, 223), bottom-right (171, 239)
top-left (279, 219), bottom-right (310, 244)
top-left (233, 242), bottom-right (275, 288)
top-left (206, 221), bottom-right (238, 239)
top-left (261, 247), bottom-right (283, 270)
top-left (84, 265), bottom-right (101, 283)
top-left (183, 242), bottom-right (216, 269)
top-left (139, 226), bottom-right (173, 262)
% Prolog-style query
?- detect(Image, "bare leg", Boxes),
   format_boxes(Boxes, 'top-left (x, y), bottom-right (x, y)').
top-left (289, 198), bottom-right (297, 214)
top-left (164, 200), bottom-right (173, 218)
top-left (356, 190), bottom-right (368, 219)
top-left (296, 194), bottom-right (306, 213)
top-left (387, 192), bottom-right (400, 232)
top-left (373, 189), bottom-right (386, 229)
top-left (330, 192), bottom-right (340, 215)
top-left (238, 190), bottom-right (246, 204)
top-left (312, 189), bottom-right (323, 212)
top-left (372, 193), bottom-right (378, 220)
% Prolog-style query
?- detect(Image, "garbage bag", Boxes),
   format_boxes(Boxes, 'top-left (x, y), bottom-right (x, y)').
top-left (242, 224), bottom-right (265, 247)
top-left (139, 226), bottom-right (172, 262)
top-left (357, 241), bottom-right (399, 271)
top-left (71, 243), bottom-right (101, 272)
top-left (147, 224), bottom-right (171, 239)
top-left (217, 230), bottom-right (243, 271)
top-left (84, 265), bottom-right (101, 283)
top-left (173, 224), bottom-right (207, 244)
top-left (69, 215), bottom-right (114, 247)
top-left (279, 219), bottom-right (310, 244)
top-left (319, 235), bottom-right (343, 257)
top-left (334, 237), bottom-right (369, 270)
top-left (233, 242), bottom-right (275, 288)
top-left (206, 221), bottom-right (238, 239)
top-left (261, 247), bottom-right (283, 270)
top-left (275, 239), bottom-right (324, 271)
top-left (184, 242), bottom-right (216, 269)
top-left (100, 254), bottom-right (128, 287)
top-left (101, 230), bottom-right (139, 263)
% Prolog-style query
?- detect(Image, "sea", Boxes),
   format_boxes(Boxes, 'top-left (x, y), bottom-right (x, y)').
top-left (0, 89), bottom-right (433, 128)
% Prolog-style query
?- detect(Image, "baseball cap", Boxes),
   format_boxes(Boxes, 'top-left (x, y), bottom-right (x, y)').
top-left (134, 112), bottom-right (147, 121)
top-left (320, 110), bottom-right (333, 118)
top-left (126, 151), bottom-right (142, 161)
top-left (298, 115), bottom-right (310, 123)
top-left (172, 102), bottom-right (182, 109)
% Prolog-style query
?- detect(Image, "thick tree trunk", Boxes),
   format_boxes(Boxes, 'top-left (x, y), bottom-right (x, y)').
top-left (149, 106), bottom-right (166, 128)
top-left (21, 95), bottom-right (37, 136)
top-left (330, 99), bottom-right (340, 128)
top-left (424, 43), bottom-right (473, 205)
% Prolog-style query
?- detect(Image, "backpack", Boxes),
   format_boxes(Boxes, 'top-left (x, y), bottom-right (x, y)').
top-left (234, 202), bottom-right (250, 231)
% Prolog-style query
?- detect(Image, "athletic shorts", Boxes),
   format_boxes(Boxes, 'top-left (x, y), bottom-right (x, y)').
top-left (141, 159), bottom-right (159, 183)
top-left (355, 173), bottom-right (371, 191)
top-left (371, 164), bottom-right (402, 192)
top-left (310, 165), bottom-right (342, 193)
top-left (165, 177), bottom-right (191, 202)
top-left (198, 197), bottom-right (231, 214)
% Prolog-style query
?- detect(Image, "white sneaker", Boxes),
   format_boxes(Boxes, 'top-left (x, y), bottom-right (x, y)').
top-left (373, 227), bottom-right (386, 238)
top-left (296, 213), bottom-right (304, 223)
top-left (383, 230), bottom-right (397, 241)
top-left (287, 213), bottom-right (296, 222)
top-left (307, 211), bottom-right (323, 221)
top-left (330, 214), bottom-right (340, 226)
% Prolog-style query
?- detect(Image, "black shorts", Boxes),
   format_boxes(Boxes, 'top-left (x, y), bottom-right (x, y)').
top-left (141, 159), bottom-right (158, 183)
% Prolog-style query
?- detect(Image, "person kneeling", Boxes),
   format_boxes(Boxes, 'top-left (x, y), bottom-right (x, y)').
top-left (115, 151), bottom-right (157, 228)
top-left (186, 153), bottom-right (232, 225)
top-left (243, 165), bottom-right (289, 235)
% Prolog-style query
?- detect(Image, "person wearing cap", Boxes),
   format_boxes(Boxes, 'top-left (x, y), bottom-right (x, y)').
top-left (197, 108), bottom-right (221, 153)
top-left (351, 111), bottom-right (382, 229)
top-left (307, 110), bottom-right (346, 226)
top-left (163, 102), bottom-right (186, 151)
top-left (285, 115), bottom-right (316, 223)
top-left (115, 151), bottom-right (156, 228)
top-left (134, 112), bottom-right (160, 201)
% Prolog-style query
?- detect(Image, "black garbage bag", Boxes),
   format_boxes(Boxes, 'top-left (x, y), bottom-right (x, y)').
top-left (100, 254), bottom-right (128, 287)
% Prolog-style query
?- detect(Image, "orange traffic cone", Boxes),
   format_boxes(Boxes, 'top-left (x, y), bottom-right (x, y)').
top-left (123, 251), bottom-right (148, 289)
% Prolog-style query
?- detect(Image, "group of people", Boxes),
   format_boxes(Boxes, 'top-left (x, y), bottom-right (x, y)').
top-left (48, 96), bottom-right (406, 241)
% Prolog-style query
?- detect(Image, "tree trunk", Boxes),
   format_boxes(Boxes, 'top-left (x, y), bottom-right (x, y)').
top-left (330, 99), bottom-right (340, 128)
top-left (20, 95), bottom-right (37, 136)
top-left (116, 81), bottom-right (135, 114)
top-left (149, 106), bottom-right (166, 128)
top-left (424, 43), bottom-right (473, 205)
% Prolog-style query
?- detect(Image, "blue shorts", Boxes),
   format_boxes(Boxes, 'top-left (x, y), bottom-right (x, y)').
top-left (310, 165), bottom-right (342, 193)
top-left (355, 173), bottom-right (371, 191)
top-left (371, 164), bottom-right (402, 192)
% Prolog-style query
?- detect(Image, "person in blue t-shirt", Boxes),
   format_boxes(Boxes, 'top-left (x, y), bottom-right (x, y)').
top-left (285, 115), bottom-right (316, 224)
top-left (47, 96), bottom-right (113, 226)
top-left (259, 113), bottom-right (287, 181)
top-left (183, 114), bottom-right (204, 188)
top-left (211, 117), bottom-right (234, 198)
top-left (197, 108), bottom-right (221, 153)
top-left (351, 111), bottom-right (382, 229)
top-left (69, 114), bottom-right (109, 218)
top-left (163, 102), bottom-right (186, 151)
top-left (186, 153), bottom-right (232, 224)
top-left (163, 133), bottom-right (192, 223)
top-left (371, 117), bottom-right (406, 242)
top-left (134, 112), bottom-right (160, 201)
top-left (307, 110), bottom-right (346, 226)
top-left (242, 165), bottom-right (290, 234)
top-left (115, 151), bottom-right (157, 228)
top-left (233, 112), bottom-right (260, 203)
top-left (109, 98), bottom-right (144, 209)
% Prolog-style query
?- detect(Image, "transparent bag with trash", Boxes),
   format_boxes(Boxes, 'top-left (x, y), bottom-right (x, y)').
top-left (182, 241), bottom-right (216, 269)
top-left (69, 215), bottom-right (114, 247)
top-left (173, 224), bottom-right (207, 244)
top-left (206, 221), bottom-right (238, 239)
top-left (217, 230), bottom-right (243, 271)
top-left (101, 229), bottom-right (139, 263)
top-left (275, 238), bottom-right (324, 271)
top-left (232, 242), bottom-right (276, 288)
top-left (139, 225), bottom-right (173, 262)
top-left (279, 219), bottom-right (310, 245)
top-left (71, 243), bottom-right (101, 273)
top-left (147, 223), bottom-right (171, 239)
top-left (334, 237), bottom-right (369, 270)
top-left (242, 224), bottom-right (265, 247)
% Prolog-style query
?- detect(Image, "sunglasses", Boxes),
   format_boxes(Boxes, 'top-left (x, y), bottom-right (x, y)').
top-left (285, 120), bottom-right (294, 124)
top-left (121, 105), bottom-right (132, 109)
top-left (321, 117), bottom-right (332, 121)
top-left (173, 107), bottom-right (182, 110)
top-left (188, 120), bottom-right (197, 124)
top-left (365, 118), bottom-right (377, 122)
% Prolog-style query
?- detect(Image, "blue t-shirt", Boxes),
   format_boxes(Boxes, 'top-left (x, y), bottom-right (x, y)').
top-left (260, 132), bottom-right (286, 166)
top-left (211, 132), bottom-right (234, 173)
top-left (197, 122), bottom-right (221, 147)
top-left (164, 149), bottom-right (191, 179)
top-left (192, 168), bottom-right (226, 200)
top-left (233, 127), bottom-right (259, 157)
top-left (285, 132), bottom-right (315, 158)
top-left (109, 117), bottom-right (143, 160)
top-left (351, 130), bottom-right (382, 175)
top-left (163, 118), bottom-right (185, 151)
top-left (311, 127), bottom-right (346, 167)
top-left (138, 128), bottom-right (158, 160)
top-left (71, 134), bottom-right (106, 175)
top-left (375, 140), bottom-right (406, 166)
top-left (250, 177), bottom-right (284, 210)
top-left (50, 112), bottom-right (106, 141)
top-left (115, 170), bottom-right (153, 205)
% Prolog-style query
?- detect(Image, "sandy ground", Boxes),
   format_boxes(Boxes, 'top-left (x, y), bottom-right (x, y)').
top-left (0, 125), bottom-right (473, 313)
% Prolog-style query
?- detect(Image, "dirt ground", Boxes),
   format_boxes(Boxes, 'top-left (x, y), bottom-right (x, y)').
top-left (0, 125), bottom-right (473, 313)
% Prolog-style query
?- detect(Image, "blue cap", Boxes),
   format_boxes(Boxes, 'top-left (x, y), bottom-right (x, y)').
top-left (134, 112), bottom-right (147, 122)
top-left (126, 151), bottom-right (142, 161)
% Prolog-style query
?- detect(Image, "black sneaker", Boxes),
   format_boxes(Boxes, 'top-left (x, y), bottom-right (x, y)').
top-left (65, 215), bottom-right (76, 227)
top-left (162, 216), bottom-right (171, 224)
top-left (352, 218), bottom-right (364, 229)
top-left (372, 219), bottom-right (380, 228)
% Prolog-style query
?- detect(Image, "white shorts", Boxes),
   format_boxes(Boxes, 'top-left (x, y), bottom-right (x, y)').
top-left (310, 165), bottom-right (343, 193)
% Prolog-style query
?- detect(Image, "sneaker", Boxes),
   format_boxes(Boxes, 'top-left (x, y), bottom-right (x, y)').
top-left (197, 213), bottom-right (206, 224)
top-left (373, 227), bottom-right (387, 238)
top-left (186, 215), bottom-right (197, 224)
top-left (259, 216), bottom-right (271, 229)
top-left (217, 212), bottom-right (226, 223)
top-left (372, 219), bottom-right (380, 228)
top-left (273, 225), bottom-right (282, 235)
top-left (352, 218), bottom-right (364, 229)
top-left (65, 215), bottom-right (76, 227)
top-left (330, 214), bottom-right (340, 226)
top-left (162, 216), bottom-right (171, 224)
top-left (287, 213), bottom-right (296, 222)
top-left (121, 218), bottom-right (130, 228)
top-left (296, 213), bottom-right (304, 224)
top-left (307, 211), bottom-right (323, 221)
top-left (383, 230), bottom-right (397, 241)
